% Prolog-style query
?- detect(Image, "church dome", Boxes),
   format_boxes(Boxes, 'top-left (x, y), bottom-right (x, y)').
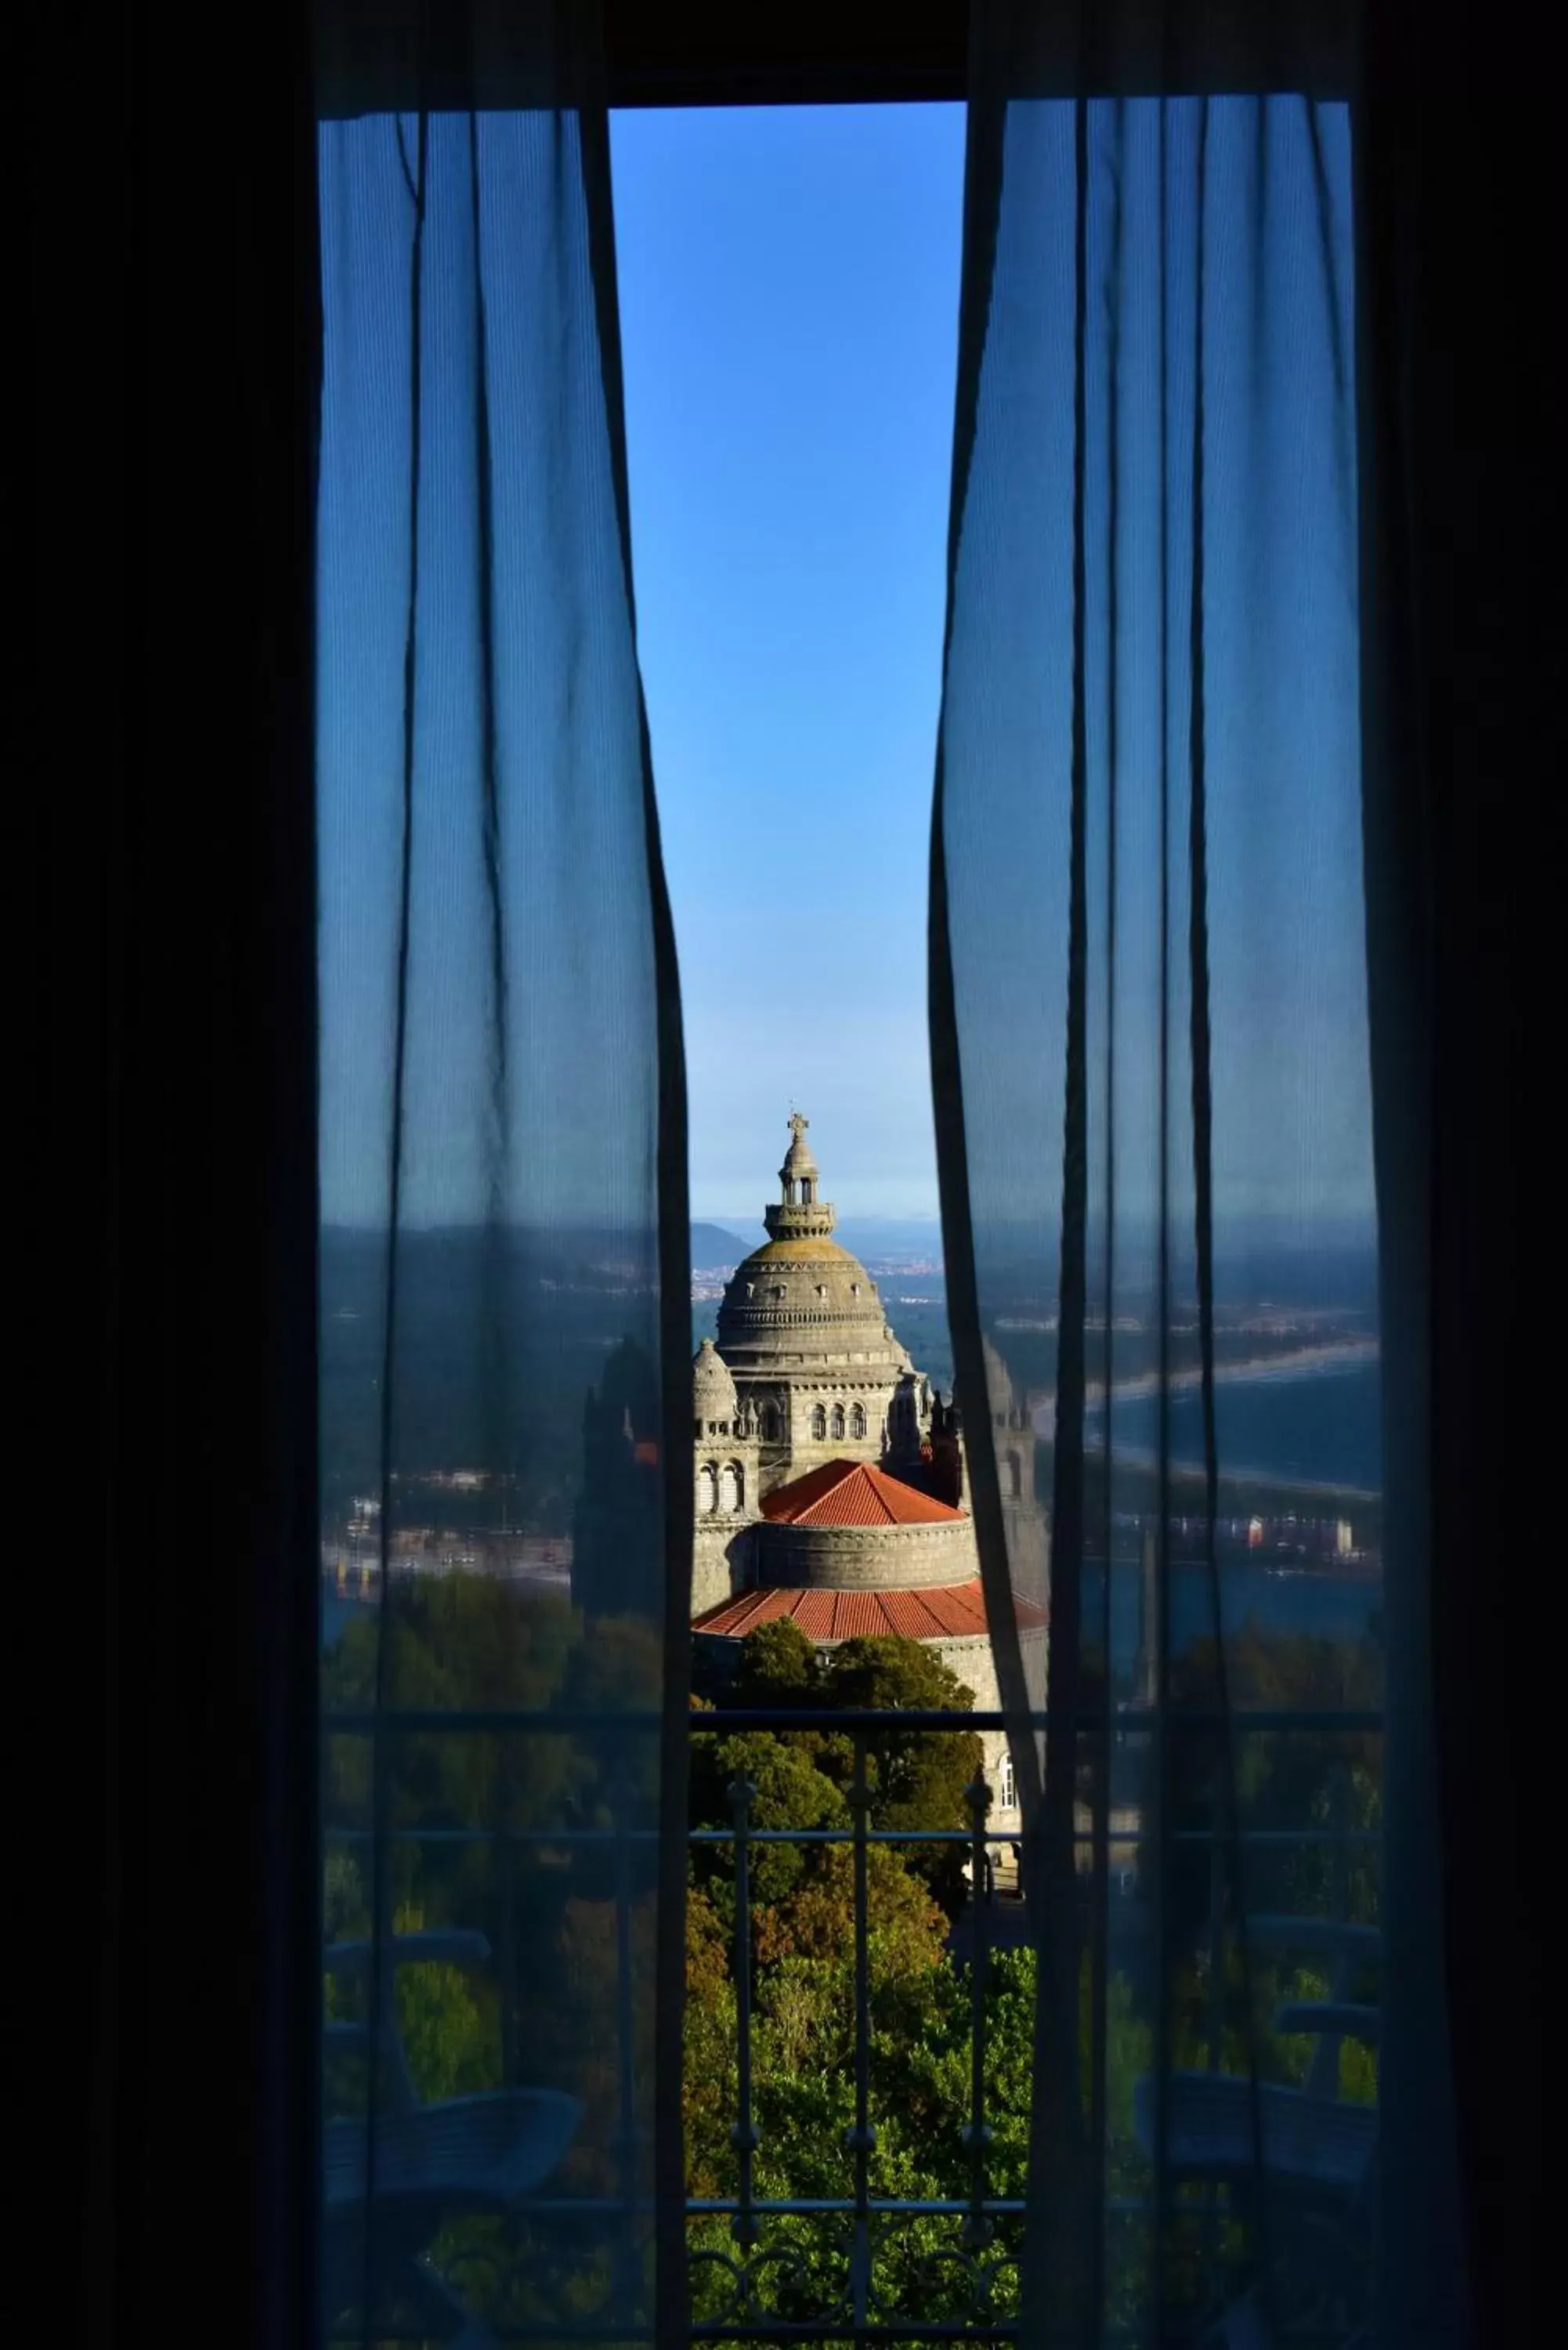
top-left (692, 1336), bottom-right (739, 1428)
top-left (715, 1115), bottom-right (910, 1380)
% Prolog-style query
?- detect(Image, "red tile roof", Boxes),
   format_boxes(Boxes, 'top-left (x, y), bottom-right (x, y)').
top-left (760, 1458), bottom-right (964, 1528)
top-left (692, 1578), bottom-right (1047, 1643)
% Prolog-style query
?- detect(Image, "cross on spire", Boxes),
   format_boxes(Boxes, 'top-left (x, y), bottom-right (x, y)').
top-left (766, 1108), bottom-right (833, 1238)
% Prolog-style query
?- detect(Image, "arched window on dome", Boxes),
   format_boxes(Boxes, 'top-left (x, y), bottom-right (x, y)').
top-left (811, 1405), bottom-right (827, 1441)
top-left (829, 1404), bottom-right (845, 1441)
top-left (718, 1461), bottom-right (739, 1513)
top-left (761, 1401), bottom-right (782, 1444)
top-left (1005, 1451), bottom-right (1023, 1500)
top-left (850, 1402), bottom-right (866, 1440)
top-left (697, 1464), bottom-right (717, 1517)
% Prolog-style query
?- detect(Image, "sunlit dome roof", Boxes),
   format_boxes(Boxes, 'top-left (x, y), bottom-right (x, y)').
top-left (715, 1116), bottom-right (909, 1378)
top-left (692, 1336), bottom-right (739, 1421)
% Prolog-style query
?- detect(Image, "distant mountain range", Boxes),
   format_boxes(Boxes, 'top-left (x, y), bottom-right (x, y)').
top-left (691, 1221), bottom-right (749, 1265)
top-left (693, 1215), bottom-right (946, 1266)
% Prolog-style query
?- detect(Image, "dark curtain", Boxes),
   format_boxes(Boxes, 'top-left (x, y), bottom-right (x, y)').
top-left (20, 1), bottom-right (323, 2343)
top-left (1354, 13), bottom-right (1552, 2345)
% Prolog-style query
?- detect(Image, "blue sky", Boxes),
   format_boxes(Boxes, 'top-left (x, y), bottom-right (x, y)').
top-left (614, 99), bottom-right (1374, 1251)
top-left (611, 106), bottom-right (966, 1223)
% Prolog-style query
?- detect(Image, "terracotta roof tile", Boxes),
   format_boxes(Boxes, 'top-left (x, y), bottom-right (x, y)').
top-left (760, 1458), bottom-right (964, 1528)
top-left (692, 1578), bottom-right (1046, 1643)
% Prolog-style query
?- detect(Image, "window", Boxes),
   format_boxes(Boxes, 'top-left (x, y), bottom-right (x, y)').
top-left (311, 76), bottom-right (1401, 2350)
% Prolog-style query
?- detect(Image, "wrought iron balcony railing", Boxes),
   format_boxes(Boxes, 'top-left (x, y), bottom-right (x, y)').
top-left (323, 1702), bottom-right (1382, 2345)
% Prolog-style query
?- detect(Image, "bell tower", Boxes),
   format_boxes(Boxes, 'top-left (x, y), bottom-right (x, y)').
top-left (764, 1110), bottom-right (836, 1244)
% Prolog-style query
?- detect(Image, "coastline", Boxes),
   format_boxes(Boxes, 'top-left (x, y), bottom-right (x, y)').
top-left (1028, 1340), bottom-right (1383, 1512)
top-left (1082, 1441), bottom-right (1381, 1507)
top-left (1033, 1335), bottom-right (1379, 1423)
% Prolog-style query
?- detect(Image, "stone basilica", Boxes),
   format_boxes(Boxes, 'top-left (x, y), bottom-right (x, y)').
top-left (690, 1114), bottom-right (1048, 1829)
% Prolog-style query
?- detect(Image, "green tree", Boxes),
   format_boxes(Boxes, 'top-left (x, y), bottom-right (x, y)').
top-left (818, 1636), bottom-right (983, 1907)
top-left (729, 1614), bottom-right (822, 1705)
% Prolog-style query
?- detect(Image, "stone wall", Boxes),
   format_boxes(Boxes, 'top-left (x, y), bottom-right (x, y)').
top-left (691, 1520), bottom-right (753, 1618)
top-left (753, 1513), bottom-right (977, 1593)
top-left (921, 1630), bottom-right (999, 1710)
top-left (731, 1372), bottom-right (900, 1499)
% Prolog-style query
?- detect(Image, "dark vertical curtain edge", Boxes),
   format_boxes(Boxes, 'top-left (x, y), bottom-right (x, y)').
top-left (1030, 67), bottom-right (1097, 2344)
top-left (256, 33), bottom-right (327, 2345)
top-left (928, 0), bottom-right (1036, 1805)
top-left (363, 85), bottom-right (429, 2323)
top-left (1352, 27), bottom-right (1553, 2336)
top-left (1181, 90), bottom-right (1274, 2316)
top-left (576, 67), bottom-right (695, 2350)
top-left (28, 0), bottom-right (324, 2338)
top-left (1350, 48), bottom-right (1465, 2347)
top-left (1087, 96), bottom-right (1128, 2326)
top-left (1150, 85), bottom-right (1175, 2341)
top-left (927, 33), bottom-right (1027, 1791)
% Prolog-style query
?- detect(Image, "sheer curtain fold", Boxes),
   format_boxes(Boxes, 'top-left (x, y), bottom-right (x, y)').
top-left (315, 5), bottom-right (688, 2343)
top-left (933, 7), bottom-right (1457, 2341)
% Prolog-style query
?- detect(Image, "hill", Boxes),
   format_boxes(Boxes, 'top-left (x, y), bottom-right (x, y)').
top-left (691, 1220), bottom-right (750, 1267)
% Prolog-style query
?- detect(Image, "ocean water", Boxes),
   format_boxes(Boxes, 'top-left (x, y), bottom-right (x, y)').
top-left (1088, 1559), bottom-right (1382, 1676)
top-left (1097, 1359), bottom-right (1382, 1495)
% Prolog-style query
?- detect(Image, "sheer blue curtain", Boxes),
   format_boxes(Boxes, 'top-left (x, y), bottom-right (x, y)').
top-left (932, 6), bottom-right (1461, 2342)
top-left (314, 6), bottom-right (688, 2343)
